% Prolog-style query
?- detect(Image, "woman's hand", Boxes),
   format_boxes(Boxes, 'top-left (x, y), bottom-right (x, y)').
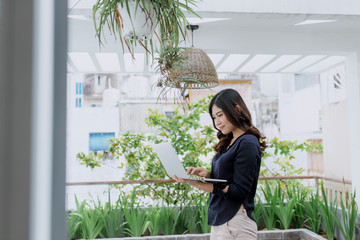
top-left (186, 167), bottom-right (211, 178)
top-left (173, 174), bottom-right (214, 192)
top-left (172, 174), bottom-right (198, 185)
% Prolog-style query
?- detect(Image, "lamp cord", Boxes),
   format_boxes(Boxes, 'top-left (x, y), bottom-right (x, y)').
top-left (191, 28), bottom-right (194, 47)
top-left (187, 24), bottom-right (198, 47)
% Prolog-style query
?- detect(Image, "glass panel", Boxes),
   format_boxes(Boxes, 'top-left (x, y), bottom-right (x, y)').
top-left (89, 132), bottom-right (115, 151)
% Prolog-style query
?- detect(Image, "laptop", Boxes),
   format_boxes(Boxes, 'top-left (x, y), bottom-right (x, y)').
top-left (153, 142), bottom-right (227, 183)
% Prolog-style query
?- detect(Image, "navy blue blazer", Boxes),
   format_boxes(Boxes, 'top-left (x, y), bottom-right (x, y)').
top-left (208, 133), bottom-right (261, 226)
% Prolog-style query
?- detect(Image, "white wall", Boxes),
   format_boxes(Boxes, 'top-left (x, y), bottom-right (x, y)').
top-left (119, 101), bottom-right (178, 133)
top-left (66, 108), bottom-right (121, 182)
top-left (279, 75), bottom-right (321, 138)
top-left (276, 74), bottom-right (322, 176)
top-left (346, 53), bottom-right (360, 203)
top-left (321, 101), bottom-right (351, 180)
top-left (66, 107), bottom-right (125, 210)
top-left (65, 74), bottom-right (181, 209)
top-left (258, 74), bottom-right (280, 97)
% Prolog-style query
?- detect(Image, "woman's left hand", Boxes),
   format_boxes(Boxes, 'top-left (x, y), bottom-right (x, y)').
top-left (173, 175), bottom-right (214, 192)
top-left (173, 175), bottom-right (198, 186)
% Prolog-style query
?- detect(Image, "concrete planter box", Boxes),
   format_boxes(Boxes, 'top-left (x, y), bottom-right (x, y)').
top-left (257, 229), bottom-right (327, 240)
top-left (88, 229), bottom-right (326, 240)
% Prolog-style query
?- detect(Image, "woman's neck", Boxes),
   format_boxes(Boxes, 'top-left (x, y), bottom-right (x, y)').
top-left (232, 128), bottom-right (245, 139)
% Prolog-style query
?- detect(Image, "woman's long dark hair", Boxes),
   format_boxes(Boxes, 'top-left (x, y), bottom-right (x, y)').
top-left (209, 88), bottom-right (267, 155)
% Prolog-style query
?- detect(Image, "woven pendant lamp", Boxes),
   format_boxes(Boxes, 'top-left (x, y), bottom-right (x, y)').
top-left (175, 47), bottom-right (219, 89)
top-left (168, 25), bottom-right (219, 89)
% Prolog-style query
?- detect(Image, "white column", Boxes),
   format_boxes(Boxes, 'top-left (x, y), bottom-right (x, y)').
top-left (0, 1), bottom-right (35, 239)
top-left (49, 0), bottom-right (68, 238)
top-left (345, 53), bottom-right (360, 204)
top-left (0, 0), bottom-right (67, 239)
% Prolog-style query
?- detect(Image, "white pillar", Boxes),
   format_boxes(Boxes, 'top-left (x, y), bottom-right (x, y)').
top-left (345, 53), bottom-right (360, 204)
top-left (0, 0), bottom-right (67, 239)
top-left (0, 1), bottom-right (34, 238)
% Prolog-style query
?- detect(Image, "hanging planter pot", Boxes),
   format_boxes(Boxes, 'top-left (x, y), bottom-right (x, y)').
top-left (93, 0), bottom-right (203, 95)
top-left (93, 0), bottom-right (199, 54)
top-left (118, 0), bottom-right (158, 41)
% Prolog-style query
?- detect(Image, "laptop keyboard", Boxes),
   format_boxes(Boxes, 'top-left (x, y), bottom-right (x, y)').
top-left (189, 176), bottom-right (205, 182)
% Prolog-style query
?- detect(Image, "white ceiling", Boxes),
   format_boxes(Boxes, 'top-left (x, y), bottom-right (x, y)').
top-left (67, 1), bottom-right (360, 75)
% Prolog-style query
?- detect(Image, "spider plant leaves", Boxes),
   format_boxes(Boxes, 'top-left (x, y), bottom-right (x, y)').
top-left (92, 0), bottom-right (199, 56)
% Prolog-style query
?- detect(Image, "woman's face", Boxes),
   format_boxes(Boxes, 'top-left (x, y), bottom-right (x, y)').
top-left (211, 104), bottom-right (237, 135)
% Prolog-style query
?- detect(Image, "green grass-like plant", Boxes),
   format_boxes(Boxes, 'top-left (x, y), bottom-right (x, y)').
top-left (333, 191), bottom-right (358, 240)
top-left (274, 197), bottom-right (296, 229)
top-left (175, 205), bottom-right (188, 234)
top-left (66, 211), bottom-right (82, 240)
top-left (76, 198), bottom-right (105, 239)
top-left (66, 181), bottom-right (360, 239)
top-left (252, 195), bottom-right (263, 224)
top-left (159, 205), bottom-right (181, 235)
top-left (318, 184), bottom-right (337, 240)
top-left (303, 192), bottom-right (321, 234)
top-left (261, 203), bottom-right (276, 230)
top-left (195, 194), bottom-right (211, 233)
top-left (183, 205), bottom-right (197, 234)
top-left (122, 190), bottom-right (150, 237)
top-left (123, 207), bottom-right (150, 237)
top-left (287, 184), bottom-right (307, 229)
top-left (147, 206), bottom-right (161, 236)
top-left (260, 180), bottom-right (286, 229)
top-left (97, 191), bottom-right (125, 238)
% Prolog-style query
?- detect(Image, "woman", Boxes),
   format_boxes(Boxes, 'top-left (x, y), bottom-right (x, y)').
top-left (173, 88), bottom-right (266, 240)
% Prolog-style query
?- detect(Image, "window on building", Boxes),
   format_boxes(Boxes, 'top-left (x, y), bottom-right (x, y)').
top-left (76, 82), bottom-right (84, 95)
top-left (75, 97), bottom-right (82, 108)
top-left (89, 132), bottom-right (115, 159)
top-left (165, 111), bottom-right (175, 119)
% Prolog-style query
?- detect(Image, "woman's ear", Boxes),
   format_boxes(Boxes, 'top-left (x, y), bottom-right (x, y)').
top-left (235, 105), bottom-right (241, 112)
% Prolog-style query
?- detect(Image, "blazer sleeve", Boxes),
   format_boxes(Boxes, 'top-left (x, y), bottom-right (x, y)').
top-left (223, 140), bottom-right (260, 201)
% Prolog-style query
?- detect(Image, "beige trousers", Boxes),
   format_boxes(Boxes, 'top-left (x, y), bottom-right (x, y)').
top-left (210, 208), bottom-right (258, 240)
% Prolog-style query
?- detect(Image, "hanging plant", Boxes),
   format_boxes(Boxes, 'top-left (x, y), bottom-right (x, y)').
top-left (92, 0), bottom-right (205, 97)
top-left (92, 0), bottom-right (200, 56)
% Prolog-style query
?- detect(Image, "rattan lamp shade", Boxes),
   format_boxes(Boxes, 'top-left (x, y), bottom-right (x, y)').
top-left (173, 47), bottom-right (219, 89)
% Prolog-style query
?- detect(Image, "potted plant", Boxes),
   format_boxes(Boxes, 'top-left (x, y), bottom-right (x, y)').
top-left (92, 0), bottom-right (201, 94)
top-left (92, 0), bottom-right (199, 55)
